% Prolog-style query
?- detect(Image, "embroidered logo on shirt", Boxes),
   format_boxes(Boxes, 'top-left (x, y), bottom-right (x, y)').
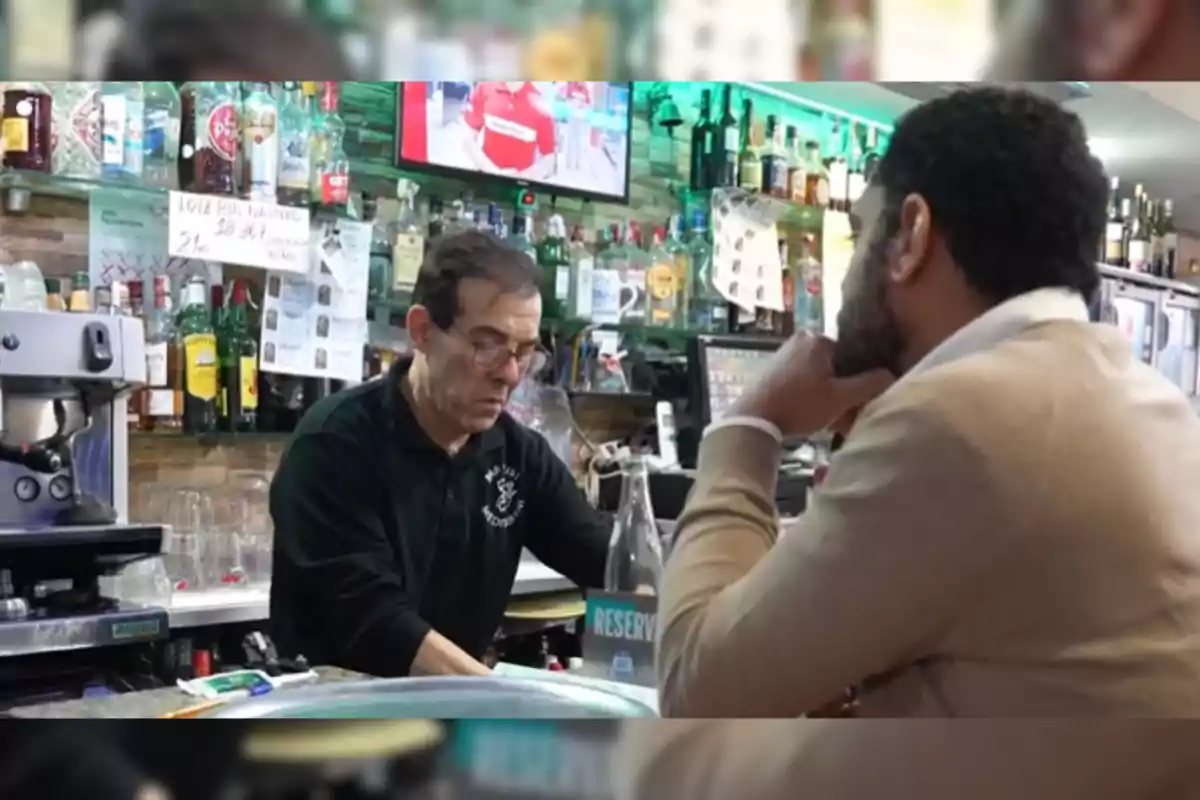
top-left (482, 464), bottom-right (525, 528)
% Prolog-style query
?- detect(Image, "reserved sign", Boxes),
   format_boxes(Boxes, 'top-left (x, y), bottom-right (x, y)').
top-left (582, 591), bottom-right (658, 688)
top-left (167, 191), bottom-right (311, 274)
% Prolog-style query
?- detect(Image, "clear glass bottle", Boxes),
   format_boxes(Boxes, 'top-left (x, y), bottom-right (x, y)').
top-left (310, 81), bottom-right (349, 210)
top-left (622, 221), bottom-right (649, 325)
top-left (792, 233), bottom-right (824, 334)
top-left (567, 224), bottom-right (594, 321)
top-left (241, 81), bottom-right (279, 202)
top-left (537, 214), bottom-right (570, 316)
top-left (645, 226), bottom-right (680, 328)
top-left (390, 179), bottom-right (424, 307)
top-left (687, 209), bottom-right (725, 333)
top-left (667, 213), bottom-right (691, 328)
top-left (592, 223), bottom-right (626, 325)
top-left (143, 81), bottom-right (181, 190)
top-left (604, 455), bottom-right (664, 595)
top-left (364, 195), bottom-right (390, 307)
top-left (276, 81), bottom-right (312, 207)
top-left (507, 210), bottom-right (538, 263)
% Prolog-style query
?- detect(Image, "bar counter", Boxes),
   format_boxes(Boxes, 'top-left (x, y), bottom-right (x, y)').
top-left (5, 666), bottom-right (370, 718)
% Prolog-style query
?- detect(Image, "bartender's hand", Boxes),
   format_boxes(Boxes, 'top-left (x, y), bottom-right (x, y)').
top-left (729, 332), bottom-right (893, 438)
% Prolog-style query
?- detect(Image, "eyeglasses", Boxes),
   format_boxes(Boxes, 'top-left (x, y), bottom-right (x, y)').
top-left (448, 327), bottom-right (549, 375)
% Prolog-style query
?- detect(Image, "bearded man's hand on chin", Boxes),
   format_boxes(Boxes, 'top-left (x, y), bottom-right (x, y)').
top-left (728, 332), bottom-right (894, 438)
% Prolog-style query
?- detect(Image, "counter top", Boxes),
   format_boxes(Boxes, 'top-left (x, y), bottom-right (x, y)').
top-left (5, 666), bottom-right (369, 719)
top-left (168, 558), bottom-right (573, 629)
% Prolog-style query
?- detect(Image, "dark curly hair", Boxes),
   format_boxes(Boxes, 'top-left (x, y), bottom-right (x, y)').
top-left (412, 230), bottom-right (542, 330)
top-left (874, 85), bottom-right (1107, 304)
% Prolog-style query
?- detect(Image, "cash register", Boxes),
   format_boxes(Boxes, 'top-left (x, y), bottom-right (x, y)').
top-left (0, 309), bottom-right (166, 707)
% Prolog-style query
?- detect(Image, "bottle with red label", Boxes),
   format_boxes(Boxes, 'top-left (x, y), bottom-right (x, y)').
top-left (309, 81), bottom-right (349, 210)
top-left (192, 81), bottom-right (240, 196)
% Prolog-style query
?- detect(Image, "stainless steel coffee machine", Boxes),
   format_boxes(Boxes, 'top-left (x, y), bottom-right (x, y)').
top-left (0, 309), bottom-right (167, 665)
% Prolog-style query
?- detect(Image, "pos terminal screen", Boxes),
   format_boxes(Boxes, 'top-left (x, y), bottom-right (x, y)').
top-left (702, 344), bottom-right (779, 421)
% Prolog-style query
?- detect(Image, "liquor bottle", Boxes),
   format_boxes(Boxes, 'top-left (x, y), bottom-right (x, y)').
top-left (1127, 196), bottom-right (1150, 273)
top-left (193, 81), bottom-right (240, 196)
top-left (276, 81), bottom-right (312, 206)
top-left (1, 84), bottom-right (52, 172)
top-left (710, 84), bottom-right (738, 188)
top-left (592, 223), bottom-right (627, 325)
top-left (310, 82), bottom-right (350, 210)
top-left (603, 455), bottom-right (664, 595)
top-left (485, 203), bottom-right (503, 236)
top-left (508, 209), bottom-right (538, 264)
top-left (1103, 176), bottom-right (1124, 267)
top-left (761, 114), bottom-right (789, 199)
top-left (1120, 197), bottom-right (1135, 270)
top-left (667, 213), bottom-right (692, 328)
top-left (785, 125), bottom-right (806, 203)
top-left (792, 234), bottom-right (824, 334)
top-left (1163, 199), bottom-right (1178, 279)
top-left (689, 88), bottom-right (714, 191)
top-left (143, 82), bottom-right (181, 190)
top-left (538, 214), bottom-right (571, 317)
top-left (687, 208), bottom-right (726, 333)
top-left (645, 226), bottom-right (681, 327)
top-left (426, 195), bottom-right (445, 244)
top-left (68, 271), bottom-right (91, 312)
top-left (826, 119), bottom-right (848, 212)
top-left (803, 138), bottom-right (829, 207)
top-left (218, 279), bottom-right (259, 433)
top-left (1149, 200), bottom-right (1164, 277)
top-left (100, 81), bottom-right (144, 182)
top-left (567, 224), bottom-right (594, 321)
top-left (862, 126), bottom-right (881, 184)
top-left (391, 179), bottom-right (424, 307)
top-left (624, 222), bottom-right (650, 325)
top-left (139, 275), bottom-right (179, 432)
top-left (364, 195), bottom-right (390, 307)
top-left (241, 82), bottom-right (279, 202)
top-left (736, 98), bottom-right (761, 193)
top-left (178, 275), bottom-right (220, 436)
top-left (846, 122), bottom-right (866, 205)
top-left (178, 83), bottom-right (198, 191)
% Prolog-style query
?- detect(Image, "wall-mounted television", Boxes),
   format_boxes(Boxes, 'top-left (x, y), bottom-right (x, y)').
top-left (395, 81), bottom-right (633, 204)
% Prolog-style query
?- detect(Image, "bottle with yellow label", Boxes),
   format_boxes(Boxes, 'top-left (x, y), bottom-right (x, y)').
top-left (218, 278), bottom-right (259, 433)
top-left (645, 227), bottom-right (681, 327)
top-left (178, 275), bottom-right (220, 436)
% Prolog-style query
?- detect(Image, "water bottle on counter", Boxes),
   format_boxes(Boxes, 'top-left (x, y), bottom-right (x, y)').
top-left (603, 454), bottom-right (663, 595)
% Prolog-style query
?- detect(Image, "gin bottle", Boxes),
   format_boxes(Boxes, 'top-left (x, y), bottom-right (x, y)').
top-left (604, 455), bottom-right (664, 595)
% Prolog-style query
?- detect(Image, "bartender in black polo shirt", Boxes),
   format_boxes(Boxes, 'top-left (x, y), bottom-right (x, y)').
top-left (269, 230), bottom-right (610, 677)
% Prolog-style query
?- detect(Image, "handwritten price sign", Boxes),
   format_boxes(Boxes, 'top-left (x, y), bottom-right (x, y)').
top-left (167, 191), bottom-right (311, 274)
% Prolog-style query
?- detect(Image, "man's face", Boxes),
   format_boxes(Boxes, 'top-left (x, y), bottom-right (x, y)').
top-left (422, 279), bottom-right (543, 434)
top-left (833, 186), bottom-right (907, 377)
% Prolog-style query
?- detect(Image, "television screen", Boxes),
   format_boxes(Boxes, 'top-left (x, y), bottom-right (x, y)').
top-left (396, 81), bottom-right (632, 203)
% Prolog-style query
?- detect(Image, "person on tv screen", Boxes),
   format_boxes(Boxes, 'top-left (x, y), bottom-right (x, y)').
top-left (560, 81), bottom-right (593, 171)
top-left (461, 82), bottom-right (557, 180)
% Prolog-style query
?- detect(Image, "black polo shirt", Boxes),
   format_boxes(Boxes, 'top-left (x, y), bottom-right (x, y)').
top-left (268, 359), bottom-right (610, 676)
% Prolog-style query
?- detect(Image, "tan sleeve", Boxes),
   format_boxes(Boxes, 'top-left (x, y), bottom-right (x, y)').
top-left (657, 394), bottom-right (1012, 717)
top-left (613, 719), bottom-right (1200, 800)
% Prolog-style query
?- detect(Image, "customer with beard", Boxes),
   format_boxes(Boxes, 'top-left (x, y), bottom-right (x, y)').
top-left (618, 86), bottom-right (1200, 798)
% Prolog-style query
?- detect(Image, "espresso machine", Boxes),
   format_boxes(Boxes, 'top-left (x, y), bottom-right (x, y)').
top-left (0, 309), bottom-right (167, 703)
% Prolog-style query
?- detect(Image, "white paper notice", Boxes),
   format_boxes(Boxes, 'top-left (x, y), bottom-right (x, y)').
top-left (258, 218), bottom-right (370, 384)
top-left (167, 191), bottom-right (311, 273)
top-left (710, 188), bottom-right (784, 312)
top-left (88, 189), bottom-right (218, 289)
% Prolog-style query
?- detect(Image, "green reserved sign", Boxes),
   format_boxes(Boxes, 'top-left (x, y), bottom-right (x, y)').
top-left (582, 591), bottom-right (659, 688)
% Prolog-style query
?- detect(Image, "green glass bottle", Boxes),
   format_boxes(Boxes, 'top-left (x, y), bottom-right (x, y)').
top-left (537, 213), bottom-right (570, 320)
top-left (218, 278), bottom-right (259, 433)
top-left (178, 275), bottom-right (219, 436)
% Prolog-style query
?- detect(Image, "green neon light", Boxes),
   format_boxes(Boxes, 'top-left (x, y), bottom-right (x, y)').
top-left (738, 82), bottom-right (895, 132)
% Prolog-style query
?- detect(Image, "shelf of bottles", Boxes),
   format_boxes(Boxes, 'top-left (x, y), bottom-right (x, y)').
top-left (0, 78), bottom-right (898, 436)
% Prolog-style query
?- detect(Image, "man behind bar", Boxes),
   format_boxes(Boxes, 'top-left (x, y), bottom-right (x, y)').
top-left (269, 230), bottom-right (610, 677)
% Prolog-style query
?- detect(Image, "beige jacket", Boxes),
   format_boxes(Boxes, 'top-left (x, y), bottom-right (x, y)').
top-left (619, 290), bottom-right (1200, 798)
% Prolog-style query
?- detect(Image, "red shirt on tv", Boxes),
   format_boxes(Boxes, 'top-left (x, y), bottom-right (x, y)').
top-left (462, 82), bottom-right (556, 172)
